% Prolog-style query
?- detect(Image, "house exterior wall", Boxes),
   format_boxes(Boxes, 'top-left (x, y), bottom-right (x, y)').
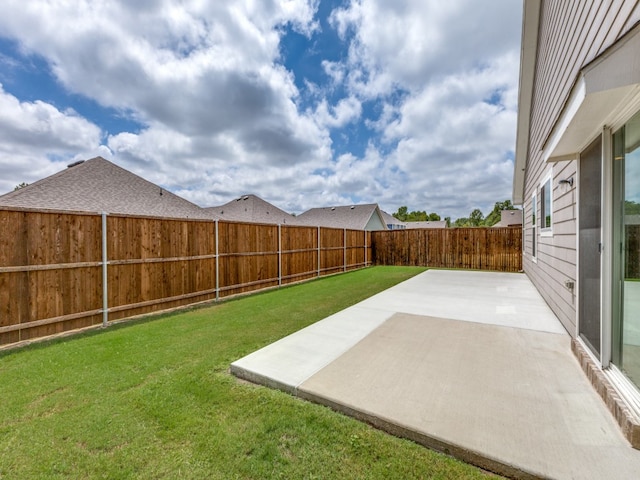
top-left (365, 211), bottom-right (387, 231)
top-left (521, 1), bottom-right (640, 335)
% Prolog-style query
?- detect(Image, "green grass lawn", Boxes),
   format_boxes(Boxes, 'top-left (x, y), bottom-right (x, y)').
top-left (0, 266), bottom-right (491, 479)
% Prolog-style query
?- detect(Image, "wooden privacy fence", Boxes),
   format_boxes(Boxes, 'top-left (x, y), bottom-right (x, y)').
top-left (371, 227), bottom-right (522, 272)
top-left (0, 208), bottom-right (372, 346)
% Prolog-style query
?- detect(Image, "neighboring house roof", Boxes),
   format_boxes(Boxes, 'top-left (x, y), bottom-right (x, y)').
top-left (492, 209), bottom-right (523, 228)
top-left (296, 204), bottom-right (388, 231)
top-left (380, 210), bottom-right (406, 229)
top-left (203, 194), bottom-right (299, 225)
top-left (0, 156), bottom-right (214, 219)
top-left (405, 221), bottom-right (447, 229)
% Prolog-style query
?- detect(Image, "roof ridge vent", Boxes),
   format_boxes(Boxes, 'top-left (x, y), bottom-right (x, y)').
top-left (331, 207), bottom-right (336, 211)
top-left (67, 160), bottom-right (85, 168)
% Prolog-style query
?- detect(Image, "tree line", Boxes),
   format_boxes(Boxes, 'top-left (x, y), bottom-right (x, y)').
top-left (392, 200), bottom-right (518, 227)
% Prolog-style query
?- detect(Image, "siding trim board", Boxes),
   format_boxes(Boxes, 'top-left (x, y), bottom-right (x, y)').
top-left (513, 0), bottom-right (542, 205)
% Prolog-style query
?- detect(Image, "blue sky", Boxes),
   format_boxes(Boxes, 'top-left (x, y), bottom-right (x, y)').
top-left (0, 0), bottom-right (522, 219)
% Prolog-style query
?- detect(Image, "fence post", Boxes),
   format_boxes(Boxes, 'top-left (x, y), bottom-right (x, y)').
top-left (364, 230), bottom-right (368, 266)
top-left (344, 228), bottom-right (347, 272)
top-left (317, 226), bottom-right (321, 277)
top-left (215, 220), bottom-right (219, 302)
top-left (101, 212), bottom-right (108, 327)
top-left (278, 224), bottom-right (282, 287)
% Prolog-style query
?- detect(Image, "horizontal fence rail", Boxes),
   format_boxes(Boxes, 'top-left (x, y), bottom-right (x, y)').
top-left (0, 208), bottom-right (372, 346)
top-left (0, 208), bottom-right (523, 348)
top-left (371, 227), bottom-right (523, 273)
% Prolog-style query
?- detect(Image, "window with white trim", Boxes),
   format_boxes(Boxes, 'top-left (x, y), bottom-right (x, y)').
top-left (540, 173), bottom-right (553, 235)
top-left (531, 192), bottom-right (537, 260)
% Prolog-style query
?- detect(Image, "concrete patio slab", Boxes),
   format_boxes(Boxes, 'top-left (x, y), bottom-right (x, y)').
top-left (230, 305), bottom-right (394, 393)
top-left (298, 313), bottom-right (640, 479)
top-left (231, 269), bottom-right (640, 479)
top-left (361, 269), bottom-right (567, 334)
top-left (231, 270), bottom-right (565, 393)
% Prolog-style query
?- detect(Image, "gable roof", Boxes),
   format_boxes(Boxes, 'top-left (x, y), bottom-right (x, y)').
top-left (492, 209), bottom-right (523, 228)
top-left (296, 203), bottom-right (387, 231)
top-left (0, 157), bottom-right (214, 219)
top-left (380, 210), bottom-right (406, 228)
top-left (203, 194), bottom-right (299, 225)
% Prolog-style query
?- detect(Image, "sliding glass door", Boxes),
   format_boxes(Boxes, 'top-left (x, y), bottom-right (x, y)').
top-left (579, 136), bottom-right (602, 357)
top-left (612, 111), bottom-right (640, 388)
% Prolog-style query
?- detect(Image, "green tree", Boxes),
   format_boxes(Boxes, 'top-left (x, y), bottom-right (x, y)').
top-left (393, 206), bottom-right (409, 221)
top-left (625, 200), bottom-right (640, 215)
top-left (393, 206), bottom-right (434, 222)
top-left (453, 217), bottom-right (470, 227)
top-left (484, 199), bottom-right (516, 226)
top-left (469, 208), bottom-right (484, 227)
top-left (407, 210), bottom-right (428, 221)
top-left (14, 182), bottom-right (29, 191)
top-left (427, 212), bottom-right (441, 221)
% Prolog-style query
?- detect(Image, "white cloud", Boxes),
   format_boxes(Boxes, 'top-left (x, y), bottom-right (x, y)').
top-left (330, 0), bottom-right (521, 96)
top-left (0, 0), bottom-right (337, 206)
top-left (313, 96), bottom-right (362, 128)
top-left (0, 0), bottom-right (523, 219)
top-left (323, 0), bottom-right (522, 217)
top-left (0, 84), bottom-right (102, 150)
top-left (0, 84), bottom-right (106, 194)
top-left (0, 1), bottom-right (321, 140)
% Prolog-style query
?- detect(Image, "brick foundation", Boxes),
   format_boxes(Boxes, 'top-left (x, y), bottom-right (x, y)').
top-left (572, 339), bottom-right (640, 449)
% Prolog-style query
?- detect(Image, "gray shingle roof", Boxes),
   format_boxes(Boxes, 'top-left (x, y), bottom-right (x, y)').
top-left (380, 210), bottom-right (406, 227)
top-left (492, 209), bottom-right (523, 227)
top-left (296, 204), bottom-right (387, 230)
top-left (0, 157), bottom-right (215, 219)
top-left (405, 220), bottom-right (447, 229)
top-left (203, 194), bottom-right (299, 225)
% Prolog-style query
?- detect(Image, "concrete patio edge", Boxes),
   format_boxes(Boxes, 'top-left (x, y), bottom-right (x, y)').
top-left (294, 387), bottom-right (547, 480)
top-left (230, 270), bottom-right (640, 479)
top-left (229, 363), bottom-right (297, 396)
top-left (572, 339), bottom-right (640, 448)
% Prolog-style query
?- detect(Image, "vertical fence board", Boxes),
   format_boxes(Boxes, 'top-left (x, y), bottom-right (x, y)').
top-left (2, 207), bottom-right (518, 348)
top-left (372, 227), bottom-right (522, 272)
top-left (217, 222), bottom-right (279, 297)
top-left (320, 227), bottom-right (345, 275)
top-left (0, 210), bottom-right (103, 342)
top-left (280, 225), bottom-right (319, 284)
